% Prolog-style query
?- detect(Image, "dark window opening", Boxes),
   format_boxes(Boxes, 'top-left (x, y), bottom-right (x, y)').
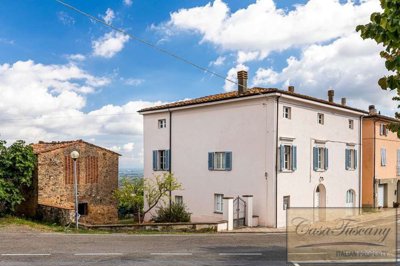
top-left (78, 203), bottom-right (88, 216)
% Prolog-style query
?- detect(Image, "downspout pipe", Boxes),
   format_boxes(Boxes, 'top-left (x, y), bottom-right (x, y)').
top-left (373, 119), bottom-right (376, 208)
top-left (169, 109), bottom-right (172, 209)
top-left (359, 115), bottom-right (363, 210)
top-left (275, 95), bottom-right (280, 228)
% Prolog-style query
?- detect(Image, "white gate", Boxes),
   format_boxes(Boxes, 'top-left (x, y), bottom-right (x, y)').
top-left (233, 196), bottom-right (246, 228)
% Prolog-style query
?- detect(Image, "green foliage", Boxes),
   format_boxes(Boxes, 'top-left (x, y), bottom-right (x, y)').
top-left (114, 177), bottom-right (144, 219)
top-left (154, 202), bottom-right (191, 223)
top-left (144, 172), bottom-right (182, 217)
top-left (114, 173), bottom-right (183, 223)
top-left (357, 0), bottom-right (400, 128)
top-left (0, 140), bottom-right (36, 215)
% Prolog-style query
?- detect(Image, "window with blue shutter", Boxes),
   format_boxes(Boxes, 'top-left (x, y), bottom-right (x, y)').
top-left (152, 150), bottom-right (158, 171)
top-left (208, 152), bottom-right (214, 170)
top-left (292, 145), bottom-right (297, 171)
top-left (165, 150), bottom-right (170, 171)
top-left (313, 147), bottom-right (318, 171)
top-left (279, 145), bottom-right (284, 171)
top-left (354, 150), bottom-right (357, 169)
top-left (225, 152), bottom-right (232, 171)
top-left (324, 148), bottom-right (329, 170)
top-left (208, 152), bottom-right (232, 171)
top-left (345, 149), bottom-right (350, 170)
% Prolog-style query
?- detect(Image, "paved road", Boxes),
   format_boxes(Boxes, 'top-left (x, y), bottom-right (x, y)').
top-left (0, 232), bottom-right (287, 266)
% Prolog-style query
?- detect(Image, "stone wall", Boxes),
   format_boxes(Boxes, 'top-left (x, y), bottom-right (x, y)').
top-left (37, 204), bottom-right (74, 226)
top-left (27, 142), bottom-right (119, 224)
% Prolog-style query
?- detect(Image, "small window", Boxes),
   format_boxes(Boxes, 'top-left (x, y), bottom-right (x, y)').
top-left (158, 119), bottom-right (167, 129)
top-left (317, 113), bottom-right (324, 125)
top-left (345, 148), bottom-right (357, 170)
top-left (381, 148), bottom-right (387, 166)
top-left (214, 194), bottom-right (223, 213)
top-left (346, 190), bottom-right (355, 204)
top-left (349, 119), bottom-right (354, 129)
top-left (78, 203), bottom-right (88, 216)
top-left (313, 147), bottom-right (328, 171)
top-left (283, 196), bottom-right (290, 210)
top-left (208, 152), bottom-right (232, 171)
top-left (152, 150), bottom-right (170, 171)
top-left (175, 196), bottom-right (183, 205)
top-left (283, 106), bottom-right (291, 119)
top-left (380, 124), bottom-right (387, 136)
top-left (280, 144), bottom-right (297, 171)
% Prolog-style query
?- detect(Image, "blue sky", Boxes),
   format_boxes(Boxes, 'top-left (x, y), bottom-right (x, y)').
top-left (0, 0), bottom-right (393, 168)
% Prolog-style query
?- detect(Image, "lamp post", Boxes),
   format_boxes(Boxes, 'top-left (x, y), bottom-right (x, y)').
top-left (70, 150), bottom-right (80, 230)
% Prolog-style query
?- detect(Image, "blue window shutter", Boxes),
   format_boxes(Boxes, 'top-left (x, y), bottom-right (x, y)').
top-left (345, 149), bottom-right (349, 170)
top-left (384, 148), bottom-right (387, 166)
top-left (313, 147), bottom-right (318, 171)
top-left (354, 150), bottom-right (357, 169)
top-left (225, 152), bottom-right (232, 171)
top-left (165, 150), bottom-right (170, 171)
top-left (208, 152), bottom-right (214, 170)
top-left (381, 148), bottom-right (386, 166)
top-left (292, 145), bottom-right (297, 171)
top-left (279, 145), bottom-right (284, 171)
top-left (324, 148), bottom-right (328, 170)
top-left (152, 150), bottom-right (158, 171)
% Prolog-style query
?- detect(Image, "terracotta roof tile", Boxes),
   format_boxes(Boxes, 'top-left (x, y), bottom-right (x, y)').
top-left (138, 87), bottom-right (368, 114)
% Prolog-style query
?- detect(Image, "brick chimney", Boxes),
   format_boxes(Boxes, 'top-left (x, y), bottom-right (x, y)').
top-left (237, 70), bottom-right (248, 94)
top-left (288, 86), bottom-right (295, 93)
top-left (341, 97), bottom-right (346, 106)
top-left (328, 89), bottom-right (334, 103)
top-left (369, 105), bottom-right (377, 115)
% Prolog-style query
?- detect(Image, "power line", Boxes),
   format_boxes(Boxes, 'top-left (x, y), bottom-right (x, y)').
top-left (0, 112), bottom-right (139, 122)
top-left (55, 0), bottom-right (239, 87)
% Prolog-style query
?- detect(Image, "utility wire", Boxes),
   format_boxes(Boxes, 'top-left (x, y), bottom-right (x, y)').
top-left (55, 0), bottom-right (239, 87)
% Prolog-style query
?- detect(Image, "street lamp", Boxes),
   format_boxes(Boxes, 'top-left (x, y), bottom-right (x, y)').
top-left (70, 150), bottom-right (80, 230)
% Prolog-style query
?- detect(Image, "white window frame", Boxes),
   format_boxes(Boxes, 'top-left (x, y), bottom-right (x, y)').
top-left (349, 119), bottom-right (354, 129)
top-left (317, 147), bottom-right (325, 170)
top-left (214, 194), bottom-right (223, 213)
top-left (346, 190), bottom-right (355, 204)
top-left (317, 113), bottom-right (324, 125)
top-left (214, 152), bottom-right (226, 170)
top-left (158, 119), bottom-right (167, 129)
top-left (158, 150), bottom-right (167, 170)
top-left (175, 195), bottom-right (183, 205)
top-left (283, 106), bottom-right (291, 119)
top-left (380, 123), bottom-right (387, 136)
top-left (283, 145), bottom-right (292, 171)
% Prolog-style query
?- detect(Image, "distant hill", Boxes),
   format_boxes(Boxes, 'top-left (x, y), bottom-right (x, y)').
top-left (118, 168), bottom-right (143, 180)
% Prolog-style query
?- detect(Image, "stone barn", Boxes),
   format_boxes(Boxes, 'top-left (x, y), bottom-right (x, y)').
top-left (19, 140), bottom-right (120, 225)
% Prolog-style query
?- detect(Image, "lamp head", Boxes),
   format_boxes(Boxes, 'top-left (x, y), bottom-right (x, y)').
top-left (70, 150), bottom-right (80, 160)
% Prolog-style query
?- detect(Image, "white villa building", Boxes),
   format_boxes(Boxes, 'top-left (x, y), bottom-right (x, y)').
top-left (139, 71), bottom-right (366, 228)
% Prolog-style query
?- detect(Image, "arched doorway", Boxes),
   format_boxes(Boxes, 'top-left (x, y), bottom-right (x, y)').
top-left (346, 189), bottom-right (356, 208)
top-left (315, 184), bottom-right (326, 208)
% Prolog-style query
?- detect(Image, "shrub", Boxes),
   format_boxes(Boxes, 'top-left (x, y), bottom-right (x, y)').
top-left (154, 202), bottom-right (191, 223)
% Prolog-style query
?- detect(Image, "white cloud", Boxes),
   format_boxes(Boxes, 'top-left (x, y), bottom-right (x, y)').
top-left (57, 11), bottom-right (75, 26)
top-left (0, 60), bottom-right (163, 168)
top-left (224, 64), bottom-right (248, 92)
top-left (67, 54), bottom-right (86, 62)
top-left (103, 8), bottom-right (115, 25)
top-left (124, 0), bottom-right (133, 6)
top-left (92, 32), bottom-right (130, 58)
top-left (252, 33), bottom-right (396, 114)
top-left (123, 78), bottom-right (144, 86)
top-left (161, 0), bottom-right (380, 60)
top-left (209, 56), bottom-right (226, 66)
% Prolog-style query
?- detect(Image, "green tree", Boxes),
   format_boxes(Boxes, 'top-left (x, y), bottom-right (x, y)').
top-left (0, 140), bottom-right (36, 215)
top-left (143, 173), bottom-right (182, 219)
top-left (114, 173), bottom-right (182, 223)
top-left (356, 0), bottom-right (400, 132)
top-left (114, 177), bottom-right (144, 221)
